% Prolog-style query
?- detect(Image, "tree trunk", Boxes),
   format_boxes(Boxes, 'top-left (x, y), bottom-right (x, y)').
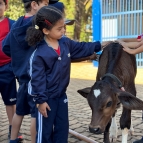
top-left (73, 0), bottom-right (92, 41)
top-left (74, 0), bottom-right (84, 41)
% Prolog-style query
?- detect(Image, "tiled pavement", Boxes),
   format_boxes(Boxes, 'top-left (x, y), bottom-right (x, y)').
top-left (0, 62), bottom-right (143, 143)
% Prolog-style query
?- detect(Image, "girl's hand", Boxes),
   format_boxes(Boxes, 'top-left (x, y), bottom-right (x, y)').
top-left (123, 47), bottom-right (136, 55)
top-left (116, 40), bottom-right (129, 49)
top-left (89, 53), bottom-right (98, 60)
top-left (38, 102), bottom-right (51, 118)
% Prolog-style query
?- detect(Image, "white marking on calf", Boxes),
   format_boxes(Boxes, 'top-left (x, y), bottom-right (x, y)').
top-left (109, 115), bottom-right (118, 142)
top-left (122, 128), bottom-right (128, 143)
top-left (93, 89), bottom-right (101, 98)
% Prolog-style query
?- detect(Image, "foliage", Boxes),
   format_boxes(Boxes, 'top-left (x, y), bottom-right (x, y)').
top-left (60, 0), bottom-right (75, 39)
top-left (80, 0), bottom-right (92, 42)
top-left (4, 0), bottom-right (92, 41)
top-left (60, 0), bottom-right (92, 41)
top-left (74, 0), bottom-right (92, 41)
top-left (81, 8), bottom-right (92, 41)
top-left (5, 0), bottom-right (25, 20)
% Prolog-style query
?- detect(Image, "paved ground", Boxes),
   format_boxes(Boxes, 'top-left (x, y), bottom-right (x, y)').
top-left (0, 62), bottom-right (143, 143)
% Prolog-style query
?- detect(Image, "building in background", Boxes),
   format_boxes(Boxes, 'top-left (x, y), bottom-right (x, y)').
top-left (92, 0), bottom-right (143, 67)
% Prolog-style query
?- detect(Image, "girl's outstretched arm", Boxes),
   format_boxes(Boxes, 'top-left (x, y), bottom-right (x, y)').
top-left (118, 38), bottom-right (137, 42)
top-left (117, 39), bottom-right (140, 49)
top-left (123, 44), bottom-right (143, 54)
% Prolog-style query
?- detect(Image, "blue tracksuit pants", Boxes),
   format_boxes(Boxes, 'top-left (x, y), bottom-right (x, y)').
top-left (36, 93), bottom-right (69, 143)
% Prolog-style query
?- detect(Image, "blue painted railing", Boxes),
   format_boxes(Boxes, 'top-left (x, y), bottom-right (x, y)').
top-left (92, 0), bottom-right (143, 68)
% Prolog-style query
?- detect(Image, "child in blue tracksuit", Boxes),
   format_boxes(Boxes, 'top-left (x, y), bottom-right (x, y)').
top-left (26, 6), bottom-right (107, 143)
top-left (2, 1), bottom-right (59, 143)
top-left (0, 0), bottom-right (16, 139)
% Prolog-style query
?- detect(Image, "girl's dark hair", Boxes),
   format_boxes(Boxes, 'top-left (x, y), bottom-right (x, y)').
top-left (23, 0), bottom-right (42, 13)
top-left (3, 0), bottom-right (8, 5)
top-left (26, 6), bottom-right (63, 46)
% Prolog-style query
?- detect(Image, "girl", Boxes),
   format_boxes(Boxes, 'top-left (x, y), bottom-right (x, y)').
top-left (26, 6), bottom-right (106, 143)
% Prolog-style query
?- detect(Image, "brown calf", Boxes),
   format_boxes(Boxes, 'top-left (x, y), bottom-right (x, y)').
top-left (78, 42), bottom-right (143, 143)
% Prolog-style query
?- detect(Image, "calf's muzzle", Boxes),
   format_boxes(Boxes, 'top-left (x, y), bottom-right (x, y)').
top-left (89, 126), bottom-right (102, 134)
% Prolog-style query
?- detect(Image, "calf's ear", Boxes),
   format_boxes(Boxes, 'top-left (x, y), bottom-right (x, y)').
top-left (117, 91), bottom-right (143, 110)
top-left (77, 87), bottom-right (91, 98)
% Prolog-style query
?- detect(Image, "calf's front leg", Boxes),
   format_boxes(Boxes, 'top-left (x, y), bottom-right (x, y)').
top-left (103, 119), bottom-right (111, 143)
top-left (120, 108), bottom-right (131, 143)
top-left (109, 114), bottom-right (118, 142)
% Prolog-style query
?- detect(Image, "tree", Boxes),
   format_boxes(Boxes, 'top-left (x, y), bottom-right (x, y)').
top-left (4, 0), bottom-right (93, 42)
top-left (61, 0), bottom-right (92, 41)
top-left (60, 0), bottom-right (75, 39)
top-left (5, 0), bottom-right (24, 20)
top-left (75, 0), bottom-right (92, 41)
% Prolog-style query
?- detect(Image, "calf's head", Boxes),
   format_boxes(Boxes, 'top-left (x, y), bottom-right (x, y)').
top-left (78, 80), bottom-right (143, 134)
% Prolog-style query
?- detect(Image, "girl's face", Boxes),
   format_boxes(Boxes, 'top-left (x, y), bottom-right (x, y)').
top-left (45, 18), bottom-right (65, 40)
top-left (0, 0), bottom-right (7, 18)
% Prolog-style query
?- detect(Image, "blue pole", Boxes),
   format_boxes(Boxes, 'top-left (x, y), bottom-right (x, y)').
top-left (92, 0), bottom-right (101, 67)
top-left (92, 0), bottom-right (101, 42)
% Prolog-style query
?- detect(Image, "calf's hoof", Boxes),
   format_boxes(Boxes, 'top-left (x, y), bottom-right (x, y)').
top-left (109, 127), bottom-right (118, 142)
top-left (109, 136), bottom-right (117, 142)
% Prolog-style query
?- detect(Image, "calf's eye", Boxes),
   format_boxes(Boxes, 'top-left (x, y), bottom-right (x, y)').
top-left (106, 101), bottom-right (112, 107)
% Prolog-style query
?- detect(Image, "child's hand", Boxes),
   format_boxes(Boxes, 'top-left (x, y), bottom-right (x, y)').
top-left (123, 47), bottom-right (136, 55)
top-left (116, 40), bottom-right (128, 49)
top-left (135, 40), bottom-right (143, 49)
top-left (89, 53), bottom-right (98, 60)
top-left (38, 102), bottom-right (51, 118)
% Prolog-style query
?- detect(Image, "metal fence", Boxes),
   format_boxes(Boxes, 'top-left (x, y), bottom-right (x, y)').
top-left (101, 0), bottom-right (143, 67)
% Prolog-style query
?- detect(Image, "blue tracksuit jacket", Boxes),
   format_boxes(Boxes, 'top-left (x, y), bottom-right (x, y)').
top-left (7, 18), bottom-right (15, 29)
top-left (2, 16), bottom-right (34, 83)
top-left (28, 37), bottom-right (101, 104)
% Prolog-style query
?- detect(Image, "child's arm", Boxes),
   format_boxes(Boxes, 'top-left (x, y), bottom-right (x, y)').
top-left (118, 38), bottom-right (137, 42)
top-left (2, 20), bottom-right (15, 57)
top-left (28, 52), bottom-right (51, 117)
top-left (70, 41), bottom-right (112, 62)
top-left (71, 53), bottom-right (98, 62)
top-left (117, 39), bottom-right (140, 49)
top-left (123, 43), bottom-right (143, 54)
top-left (66, 37), bottom-right (101, 60)
top-left (2, 33), bottom-right (11, 57)
top-left (28, 55), bottom-right (48, 104)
